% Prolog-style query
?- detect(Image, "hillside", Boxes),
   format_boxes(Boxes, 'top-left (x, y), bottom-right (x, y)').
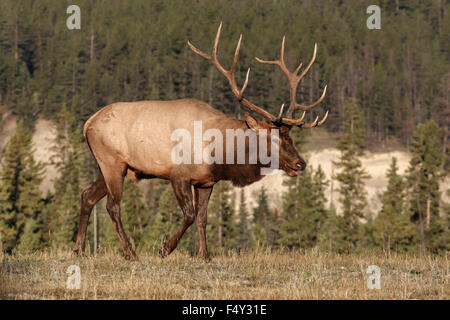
top-left (1, 113), bottom-right (448, 216)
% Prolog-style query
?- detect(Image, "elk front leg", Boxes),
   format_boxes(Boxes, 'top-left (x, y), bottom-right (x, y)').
top-left (194, 187), bottom-right (213, 261)
top-left (159, 179), bottom-right (196, 258)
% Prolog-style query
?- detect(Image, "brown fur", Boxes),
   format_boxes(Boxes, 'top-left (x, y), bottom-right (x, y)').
top-left (74, 99), bottom-right (305, 261)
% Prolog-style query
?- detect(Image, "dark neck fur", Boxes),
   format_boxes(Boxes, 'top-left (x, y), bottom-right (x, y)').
top-left (211, 163), bottom-right (266, 187)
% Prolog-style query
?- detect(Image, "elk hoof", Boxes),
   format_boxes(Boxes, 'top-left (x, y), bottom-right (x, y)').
top-left (198, 252), bottom-right (211, 262)
top-left (159, 246), bottom-right (169, 259)
top-left (73, 247), bottom-right (85, 257)
top-left (124, 251), bottom-right (139, 261)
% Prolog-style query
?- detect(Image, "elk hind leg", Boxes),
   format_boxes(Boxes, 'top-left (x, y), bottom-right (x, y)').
top-left (74, 172), bottom-right (107, 256)
top-left (103, 163), bottom-right (138, 261)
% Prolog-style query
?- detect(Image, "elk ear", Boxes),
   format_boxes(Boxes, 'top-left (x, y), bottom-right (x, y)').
top-left (245, 113), bottom-right (266, 132)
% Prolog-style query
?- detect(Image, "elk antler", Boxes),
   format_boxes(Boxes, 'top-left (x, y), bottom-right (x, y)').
top-left (188, 23), bottom-right (328, 128)
top-left (188, 23), bottom-right (277, 122)
top-left (255, 37), bottom-right (328, 127)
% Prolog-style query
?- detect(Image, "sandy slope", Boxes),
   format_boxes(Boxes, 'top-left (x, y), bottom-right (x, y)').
top-left (241, 148), bottom-right (420, 215)
top-left (1, 114), bottom-right (448, 216)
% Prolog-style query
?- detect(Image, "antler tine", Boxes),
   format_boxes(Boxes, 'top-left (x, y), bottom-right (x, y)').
top-left (212, 22), bottom-right (222, 59)
top-left (294, 62), bottom-right (303, 75)
top-left (291, 85), bottom-right (327, 112)
top-left (274, 104), bottom-right (285, 123)
top-left (301, 110), bottom-right (329, 129)
top-left (297, 43), bottom-right (317, 81)
top-left (280, 36), bottom-right (286, 65)
top-left (256, 38), bottom-right (327, 128)
top-left (302, 116), bottom-right (319, 129)
top-left (298, 111), bottom-right (306, 122)
top-left (317, 110), bottom-right (329, 126)
top-left (187, 40), bottom-right (211, 60)
top-left (255, 36), bottom-right (290, 75)
top-left (188, 23), bottom-right (278, 122)
top-left (283, 110), bottom-right (328, 128)
top-left (189, 24), bottom-right (328, 128)
top-left (231, 34), bottom-right (243, 73)
top-left (238, 68), bottom-right (250, 99)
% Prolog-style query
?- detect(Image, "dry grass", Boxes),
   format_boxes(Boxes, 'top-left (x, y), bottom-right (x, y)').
top-left (0, 248), bottom-right (448, 300)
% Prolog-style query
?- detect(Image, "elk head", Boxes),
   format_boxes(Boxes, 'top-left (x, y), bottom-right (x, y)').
top-left (188, 23), bottom-right (328, 177)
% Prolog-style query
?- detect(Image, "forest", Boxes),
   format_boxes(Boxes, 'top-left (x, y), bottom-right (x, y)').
top-left (0, 0), bottom-right (448, 257)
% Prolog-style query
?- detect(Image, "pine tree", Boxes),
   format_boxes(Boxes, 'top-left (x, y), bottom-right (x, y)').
top-left (207, 181), bottom-right (238, 252)
top-left (237, 189), bottom-right (250, 250)
top-left (251, 186), bottom-right (278, 247)
top-left (279, 165), bottom-right (329, 249)
top-left (119, 178), bottom-right (148, 250)
top-left (100, 178), bottom-right (148, 252)
top-left (144, 183), bottom-right (196, 254)
top-left (311, 165), bottom-right (330, 242)
top-left (0, 121), bottom-right (44, 252)
top-left (406, 120), bottom-right (445, 254)
top-left (12, 61), bottom-right (35, 129)
top-left (0, 0), bottom-right (447, 146)
top-left (279, 168), bottom-right (314, 249)
top-left (317, 205), bottom-right (346, 252)
top-left (16, 217), bottom-right (42, 252)
top-left (333, 98), bottom-right (370, 251)
top-left (47, 106), bottom-right (87, 248)
top-left (374, 157), bottom-right (416, 254)
top-left (426, 189), bottom-right (449, 253)
top-left (144, 184), bottom-right (180, 251)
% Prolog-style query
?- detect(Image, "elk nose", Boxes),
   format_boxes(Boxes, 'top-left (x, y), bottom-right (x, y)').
top-left (296, 159), bottom-right (306, 171)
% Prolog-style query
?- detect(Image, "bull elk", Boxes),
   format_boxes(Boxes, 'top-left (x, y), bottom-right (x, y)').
top-left (74, 23), bottom-right (328, 261)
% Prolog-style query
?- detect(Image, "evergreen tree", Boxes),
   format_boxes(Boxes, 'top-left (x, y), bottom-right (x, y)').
top-left (333, 98), bottom-right (370, 250)
top-left (279, 165), bottom-right (329, 249)
top-left (47, 106), bottom-right (87, 248)
top-left (311, 166), bottom-right (330, 242)
top-left (207, 181), bottom-right (238, 252)
top-left (16, 216), bottom-right (42, 252)
top-left (0, 0), bottom-right (448, 255)
top-left (144, 184), bottom-right (179, 251)
top-left (144, 183), bottom-right (196, 254)
top-left (373, 157), bottom-right (416, 254)
top-left (0, 121), bottom-right (44, 252)
top-left (237, 188), bottom-right (250, 249)
top-left (406, 120), bottom-right (445, 254)
top-left (0, 0), bottom-right (447, 145)
top-left (251, 186), bottom-right (278, 247)
top-left (317, 205), bottom-right (346, 252)
top-left (426, 189), bottom-right (449, 253)
top-left (118, 178), bottom-right (148, 250)
top-left (101, 178), bottom-right (148, 251)
top-left (279, 168), bottom-right (313, 249)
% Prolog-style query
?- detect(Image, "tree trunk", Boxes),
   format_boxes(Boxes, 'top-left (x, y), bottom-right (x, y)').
top-left (426, 197), bottom-right (431, 229)
top-left (437, 0), bottom-right (442, 36)
top-left (93, 205), bottom-right (97, 254)
top-left (387, 234), bottom-right (391, 258)
top-left (90, 31), bottom-right (95, 61)
top-left (218, 192), bottom-right (223, 248)
top-left (14, 16), bottom-right (19, 60)
top-left (0, 230), bottom-right (3, 254)
top-left (419, 212), bottom-right (425, 256)
top-left (208, 68), bottom-right (214, 106)
top-left (330, 164), bottom-right (334, 209)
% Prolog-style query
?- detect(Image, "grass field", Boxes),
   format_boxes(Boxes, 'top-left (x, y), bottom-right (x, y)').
top-left (0, 248), bottom-right (448, 300)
